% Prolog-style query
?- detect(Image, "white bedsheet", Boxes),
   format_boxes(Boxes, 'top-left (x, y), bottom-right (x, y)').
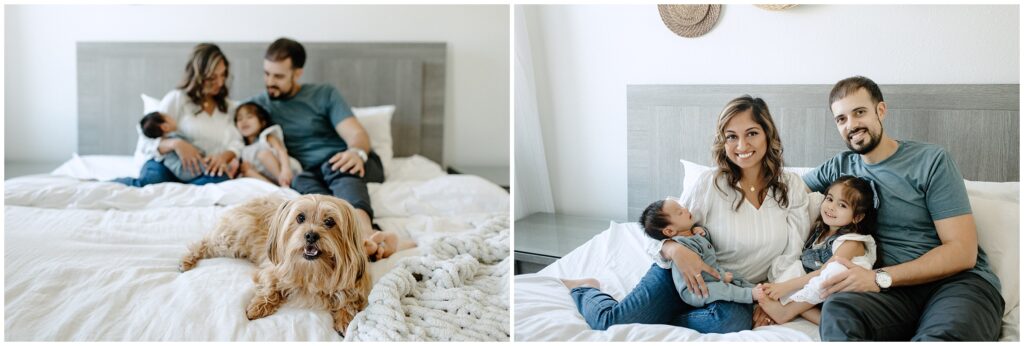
top-left (5, 156), bottom-right (509, 341)
top-left (515, 220), bottom-right (1020, 341)
top-left (514, 221), bottom-right (819, 341)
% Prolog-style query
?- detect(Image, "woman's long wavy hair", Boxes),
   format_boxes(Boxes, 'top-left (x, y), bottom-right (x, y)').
top-left (711, 95), bottom-right (789, 211)
top-left (178, 43), bottom-right (230, 114)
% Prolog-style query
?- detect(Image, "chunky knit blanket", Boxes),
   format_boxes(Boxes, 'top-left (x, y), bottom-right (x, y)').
top-left (345, 216), bottom-right (510, 341)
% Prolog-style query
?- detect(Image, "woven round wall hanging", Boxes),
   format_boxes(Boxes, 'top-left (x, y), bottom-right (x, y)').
top-left (755, 4), bottom-right (798, 11)
top-left (657, 4), bottom-right (722, 38)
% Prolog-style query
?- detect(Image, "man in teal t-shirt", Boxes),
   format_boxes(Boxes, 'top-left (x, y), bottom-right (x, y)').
top-left (248, 38), bottom-right (408, 261)
top-left (798, 76), bottom-right (1003, 340)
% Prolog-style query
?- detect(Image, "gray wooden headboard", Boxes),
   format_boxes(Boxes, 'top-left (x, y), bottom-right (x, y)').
top-left (77, 42), bottom-right (446, 165)
top-left (627, 84), bottom-right (1020, 221)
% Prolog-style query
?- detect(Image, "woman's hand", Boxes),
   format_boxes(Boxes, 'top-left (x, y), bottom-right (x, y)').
top-left (172, 139), bottom-right (204, 176)
top-left (662, 241), bottom-right (720, 298)
top-left (204, 151), bottom-right (236, 177)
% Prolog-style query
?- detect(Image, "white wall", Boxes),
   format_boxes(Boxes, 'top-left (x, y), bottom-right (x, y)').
top-left (4, 5), bottom-right (510, 168)
top-left (525, 4), bottom-right (1019, 220)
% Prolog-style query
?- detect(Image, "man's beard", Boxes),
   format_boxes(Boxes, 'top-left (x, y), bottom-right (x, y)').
top-left (846, 125), bottom-right (883, 155)
top-left (267, 84), bottom-right (293, 100)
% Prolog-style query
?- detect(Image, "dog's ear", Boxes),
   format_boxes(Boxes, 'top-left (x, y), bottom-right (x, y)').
top-left (326, 196), bottom-right (368, 289)
top-left (266, 198), bottom-right (293, 265)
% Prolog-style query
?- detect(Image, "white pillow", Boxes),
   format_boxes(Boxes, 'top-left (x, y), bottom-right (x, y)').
top-left (969, 196), bottom-right (1020, 317)
top-left (680, 159), bottom-right (712, 198)
top-left (141, 93), bottom-right (161, 114)
top-left (353, 105), bottom-right (395, 176)
top-left (966, 180), bottom-right (1020, 203)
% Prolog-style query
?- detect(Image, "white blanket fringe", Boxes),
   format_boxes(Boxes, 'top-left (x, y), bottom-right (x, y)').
top-left (345, 216), bottom-right (510, 341)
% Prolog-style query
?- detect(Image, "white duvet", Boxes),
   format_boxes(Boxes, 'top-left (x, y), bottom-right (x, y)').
top-left (4, 155), bottom-right (510, 341)
top-left (515, 219), bottom-right (1020, 341)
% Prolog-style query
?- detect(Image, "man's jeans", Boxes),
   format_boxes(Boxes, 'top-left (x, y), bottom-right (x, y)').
top-left (820, 271), bottom-right (1003, 341)
top-left (570, 264), bottom-right (753, 333)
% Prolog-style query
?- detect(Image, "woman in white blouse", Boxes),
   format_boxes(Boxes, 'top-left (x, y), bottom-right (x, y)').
top-left (563, 96), bottom-right (809, 332)
top-left (114, 43), bottom-right (244, 186)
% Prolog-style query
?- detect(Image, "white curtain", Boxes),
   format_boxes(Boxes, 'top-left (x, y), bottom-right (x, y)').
top-left (514, 6), bottom-right (555, 220)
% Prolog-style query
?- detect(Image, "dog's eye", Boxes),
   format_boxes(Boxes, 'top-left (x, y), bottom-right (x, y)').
top-left (296, 213), bottom-right (305, 224)
top-left (324, 217), bottom-right (336, 228)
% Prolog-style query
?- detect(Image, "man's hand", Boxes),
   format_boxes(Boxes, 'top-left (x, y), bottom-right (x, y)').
top-left (662, 241), bottom-right (720, 298)
top-left (173, 139), bottom-right (203, 176)
top-left (327, 149), bottom-right (365, 177)
top-left (819, 257), bottom-right (880, 299)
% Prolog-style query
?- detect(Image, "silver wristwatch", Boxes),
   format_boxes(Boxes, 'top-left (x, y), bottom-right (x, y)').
top-left (350, 148), bottom-right (368, 162)
top-left (874, 269), bottom-right (893, 290)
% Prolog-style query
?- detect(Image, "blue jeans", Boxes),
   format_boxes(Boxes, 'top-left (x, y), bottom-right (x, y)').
top-left (570, 264), bottom-right (753, 333)
top-left (290, 151), bottom-right (384, 219)
top-left (111, 159), bottom-right (228, 187)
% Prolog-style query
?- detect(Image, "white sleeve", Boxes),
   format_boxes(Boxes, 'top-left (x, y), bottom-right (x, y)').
top-left (645, 238), bottom-right (674, 269)
top-left (769, 173), bottom-right (812, 283)
top-left (258, 124), bottom-right (285, 145)
top-left (222, 99), bottom-right (244, 157)
top-left (831, 233), bottom-right (876, 270)
top-left (222, 126), bottom-right (245, 158)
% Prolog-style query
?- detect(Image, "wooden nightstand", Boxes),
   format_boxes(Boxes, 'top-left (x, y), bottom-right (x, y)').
top-left (514, 212), bottom-right (617, 274)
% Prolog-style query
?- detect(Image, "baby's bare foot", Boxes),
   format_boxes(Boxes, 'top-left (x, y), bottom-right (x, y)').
top-left (366, 231), bottom-right (401, 260)
top-left (560, 278), bottom-right (601, 290)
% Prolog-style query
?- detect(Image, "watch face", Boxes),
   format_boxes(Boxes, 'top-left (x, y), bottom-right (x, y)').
top-left (876, 272), bottom-right (892, 288)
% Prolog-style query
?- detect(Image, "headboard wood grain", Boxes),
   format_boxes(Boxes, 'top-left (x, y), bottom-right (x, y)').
top-left (627, 84), bottom-right (1019, 221)
top-left (77, 42), bottom-right (446, 165)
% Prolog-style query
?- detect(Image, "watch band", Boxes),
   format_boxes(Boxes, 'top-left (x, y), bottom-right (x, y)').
top-left (350, 148), bottom-right (368, 162)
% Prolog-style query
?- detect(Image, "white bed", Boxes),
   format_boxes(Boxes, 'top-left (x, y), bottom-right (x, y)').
top-left (514, 162), bottom-right (1020, 342)
top-left (5, 155), bottom-right (510, 341)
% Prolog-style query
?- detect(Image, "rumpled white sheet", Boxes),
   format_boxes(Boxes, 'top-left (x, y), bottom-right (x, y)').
top-left (514, 221), bottom-right (819, 341)
top-left (516, 220), bottom-right (1021, 341)
top-left (4, 157), bottom-right (510, 341)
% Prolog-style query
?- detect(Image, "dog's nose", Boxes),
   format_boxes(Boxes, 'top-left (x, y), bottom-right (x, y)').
top-left (305, 231), bottom-right (320, 243)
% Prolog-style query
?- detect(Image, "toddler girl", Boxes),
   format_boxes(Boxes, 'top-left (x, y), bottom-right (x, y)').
top-left (756, 175), bottom-right (880, 325)
top-left (235, 102), bottom-right (302, 187)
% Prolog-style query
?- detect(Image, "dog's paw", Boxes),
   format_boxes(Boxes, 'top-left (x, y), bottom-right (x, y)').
top-left (245, 301), bottom-right (277, 321)
top-left (179, 256), bottom-right (198, 272)
top-left (333, 311), bottom-right (354, 335)
top-left (337, 330), bottom-right (345, 338)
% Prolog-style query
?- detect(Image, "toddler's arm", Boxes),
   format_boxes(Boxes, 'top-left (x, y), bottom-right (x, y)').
top-left (266, 134), bottom-right (295, 187)
top-left (827, 240), bottom-right (866, 264)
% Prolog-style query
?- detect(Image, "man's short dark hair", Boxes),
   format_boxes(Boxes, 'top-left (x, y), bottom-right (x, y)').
top-left (139, 111), bottom-right (166, 139)
top-left (829, 76), bottom-right (885, 110)
top-left (265, 37), bottom-right (306, 69)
